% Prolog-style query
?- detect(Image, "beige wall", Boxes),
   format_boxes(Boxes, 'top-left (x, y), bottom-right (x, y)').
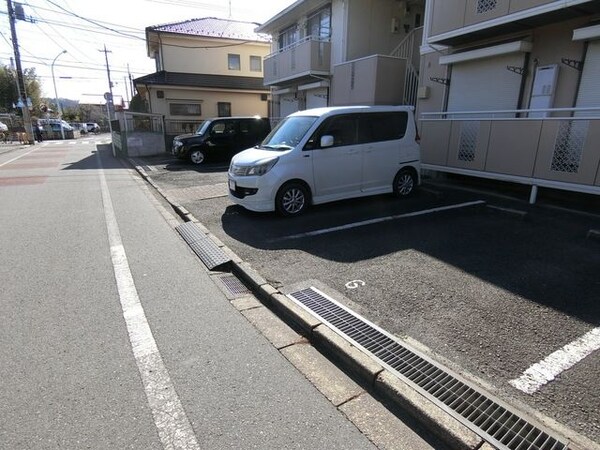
top-left (421, 118), bottom-right (600, 186)
top-left (151, 33), bottom-right (269, 77)
top-left (429, 0), bottom-right (577, 37)
top-left (524, 18), bottom-right (588, 110)
top-left (143, 86), bottom-right (268, 119)
top-left (345, 0), bottom-right (424, 61)
top-left (331, 55), bottom-right (405, 105)
top-left (418, 18), bottom-right (590, 118)
top-left (415, 51), bottom-right (450, 118)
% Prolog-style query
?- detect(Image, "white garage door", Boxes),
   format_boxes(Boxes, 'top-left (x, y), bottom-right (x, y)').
top-left (279, 93), bottom-right (299, 119)
top-left (575, 40), bottom-right (600, 117)
top-left (305, 88), bottom-right (328, 110)
top-left (447, 52), bottom-right (526, 117)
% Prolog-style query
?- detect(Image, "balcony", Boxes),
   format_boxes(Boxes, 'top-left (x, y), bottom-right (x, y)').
top-left (330, 55), bottom-right (406, 106)
top-left (263, 37), bottom-right (331, 86)
top-left (419, 108), bottom-right (600, 201)
top-left (428, 0), bottom-right (600, 46)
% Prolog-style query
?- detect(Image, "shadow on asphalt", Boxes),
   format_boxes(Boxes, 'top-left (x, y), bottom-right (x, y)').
top-left (163, 161), bottom-right (229, 173)
top-left (61, 145), bottom-right (124, 170)
top-left (220, 190), bottom-right (600, 325)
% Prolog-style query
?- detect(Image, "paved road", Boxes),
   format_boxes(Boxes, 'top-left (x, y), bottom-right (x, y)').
top-left (135, 154), bottom-right (600, 446)
top-left (1, 140), bottom-right (447, 449)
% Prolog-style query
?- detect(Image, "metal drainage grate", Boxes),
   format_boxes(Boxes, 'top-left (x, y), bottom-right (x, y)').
top-left (219, 274), bottom-right (251, 296)
top-left (287, 287), bottom-right (570, 450)
top-left (176, 222), bottom-right (230, 271)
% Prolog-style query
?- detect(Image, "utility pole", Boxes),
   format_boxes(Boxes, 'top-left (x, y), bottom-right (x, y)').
top-left (127, 63), bottom-right (134, 99)
top-left (99, 44), bottom-right (115, 120)
top-left (7, 0), bottom-right (34, 144)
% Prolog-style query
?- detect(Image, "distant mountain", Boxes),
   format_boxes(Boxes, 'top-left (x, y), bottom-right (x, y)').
top-left (42, 98), bottom-right (80, 109)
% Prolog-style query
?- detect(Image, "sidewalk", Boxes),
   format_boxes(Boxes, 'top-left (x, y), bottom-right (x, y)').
top-left (127, 155), bottom-right (494, 450)
top-left (121, 151), bottom-right (446, 449)
top-left (0, 142), bottom-right (442, 449)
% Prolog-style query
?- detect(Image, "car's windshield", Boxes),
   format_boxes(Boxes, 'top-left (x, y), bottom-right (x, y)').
top-left (195, 121), bottom-right (209, 135)
top-left (259, 116), bottom-right (318, 150)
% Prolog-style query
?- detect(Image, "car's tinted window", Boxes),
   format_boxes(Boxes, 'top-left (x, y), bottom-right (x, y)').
top-left (211, 121), bottom-right (237, 135)
top-left (308, 114), bottom-right (358, 149)
top-left (240, 119), bottom-right (270, 136)
top-left (358, 112), bottom-right (408, 144)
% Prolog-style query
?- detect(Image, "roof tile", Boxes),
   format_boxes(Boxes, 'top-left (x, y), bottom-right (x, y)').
top-left (148, 17), bottom-right (270, 42)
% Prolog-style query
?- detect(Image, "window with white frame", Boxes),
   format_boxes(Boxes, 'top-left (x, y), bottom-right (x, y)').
top-left (278, 25), bottom-right (299, 50)
top-left (250, 55), bottom-right (262, 72)
top-left (307, 6), bottom-right (331, 39)
top-left (169, 103), bottom-right (201, 116)
top-left (218, 102), bottom-right (231, 117)
top-left (228, 54), bottom-right (241, 70)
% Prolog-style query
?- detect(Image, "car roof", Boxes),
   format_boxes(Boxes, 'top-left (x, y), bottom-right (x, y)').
top-left (206, 116), bottom-right (266, 121)
top-left (289, 105), bottom-right (414, 118)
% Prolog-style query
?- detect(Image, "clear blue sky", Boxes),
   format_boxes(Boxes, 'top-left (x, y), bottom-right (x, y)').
top-left (0, 0), bottom-right (296, 104)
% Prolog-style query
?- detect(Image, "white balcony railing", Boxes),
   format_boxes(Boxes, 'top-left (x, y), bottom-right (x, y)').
top-left (263, 36), bottom-right (331, 86)
top-left (419, 107), bottom-right (600, 202)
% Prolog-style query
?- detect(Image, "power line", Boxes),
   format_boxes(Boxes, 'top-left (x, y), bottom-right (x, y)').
top-left (43, 0), bottom-right (146, 40)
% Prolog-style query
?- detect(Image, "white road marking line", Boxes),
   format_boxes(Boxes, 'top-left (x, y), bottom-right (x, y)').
top-left (268, 200), bottom-right (486, 242)
top-left (97, 153), bottom-right (200, 450)
top-left (509, 327), bottom-right (600, 394)
top-left (0, 147), bottom-right (39, 167)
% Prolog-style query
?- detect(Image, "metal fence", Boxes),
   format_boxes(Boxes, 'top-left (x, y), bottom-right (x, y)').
top-left (165, 120), bottom-right (205, 135)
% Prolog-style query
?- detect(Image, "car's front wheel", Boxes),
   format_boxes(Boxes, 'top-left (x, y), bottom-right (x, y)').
top-left (189, 148), bottom-right (205, 165)
top-left (275, 182), bottom-right (309, 216)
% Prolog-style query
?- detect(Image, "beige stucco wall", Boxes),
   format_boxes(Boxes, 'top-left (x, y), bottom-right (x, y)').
top-left (331, 55), bottom-right (405, 105)
top-left (143, 86), bottom-right (268, 120)
top-left (345, 0), bottom-right (424, 61)
top-left (429, 0), bottom-right (574, 37)
top-left (524, 18), bottom-right (588, 110)
top-left (418, 17), bottom-right (590, 119)
top-left (415, 51), bottom-right (450, 118)
top-left (153, 34), bottom-right (269, 76)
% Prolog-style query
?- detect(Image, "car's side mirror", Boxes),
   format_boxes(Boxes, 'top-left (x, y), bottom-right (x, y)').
top-left (320, 135), bottom-right (334, 148)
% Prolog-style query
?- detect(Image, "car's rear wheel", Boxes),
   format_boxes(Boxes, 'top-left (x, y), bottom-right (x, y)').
top-left (275, 182), bottom-right (309, 216)
top-left (393, 168), bottom-right (416, 197)
top-left (189, 149), bottom-right (205, 165)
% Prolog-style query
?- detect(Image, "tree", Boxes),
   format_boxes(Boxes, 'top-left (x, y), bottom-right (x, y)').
top-left (129, 93), bottom-right (148, 113)
top-left (0, 65), bottom-right (42, 113)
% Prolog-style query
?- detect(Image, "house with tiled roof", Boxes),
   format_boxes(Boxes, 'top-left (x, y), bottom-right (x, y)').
top-left (134, 17), bottom-right (271, 137)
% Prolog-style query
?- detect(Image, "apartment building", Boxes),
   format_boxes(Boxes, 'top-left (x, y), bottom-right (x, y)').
top-left (418, 0), bottom-right (600, 201)
top-left (256, 0), bottom-right (425, 120)
top-left (134, 17), bottom-right (271, 135)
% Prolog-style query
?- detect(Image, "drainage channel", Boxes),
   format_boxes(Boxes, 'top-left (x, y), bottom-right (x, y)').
top-left (287, 287), bottom-right (571, 450)
top-left (176, 222), bottom-right (230, 271)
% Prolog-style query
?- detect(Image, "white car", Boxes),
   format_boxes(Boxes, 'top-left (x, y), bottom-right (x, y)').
top-left (0, 121), bottom-right (8, 132)
top-left (86, 123), bottom-right (100, 133)
top-left (228, 105), bottom-right (421, 216)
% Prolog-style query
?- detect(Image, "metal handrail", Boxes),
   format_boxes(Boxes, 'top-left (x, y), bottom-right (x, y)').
top-left (264, 35), bottom-right (331, 60)
top-left (422, 107), bottom-right (600, 121)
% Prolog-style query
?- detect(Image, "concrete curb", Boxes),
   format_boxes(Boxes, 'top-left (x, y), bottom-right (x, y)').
top-left (128, 159), bottom-right (495, 449)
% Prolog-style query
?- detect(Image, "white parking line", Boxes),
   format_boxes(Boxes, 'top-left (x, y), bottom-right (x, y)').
top-left (510, 327), bottom-right (600, 394)
top-left (269, 200), bottom-right (486, 242)
top-left (97, 153), bottom-right (200, 450)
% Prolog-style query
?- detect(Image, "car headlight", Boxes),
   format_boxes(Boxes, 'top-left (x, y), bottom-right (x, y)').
top-left (173, 140), bottom-right (183, 148)
top-left (232, 157), bottom-right (279, 176)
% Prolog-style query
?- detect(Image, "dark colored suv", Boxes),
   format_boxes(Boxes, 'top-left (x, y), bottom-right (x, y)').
top-left (171, 116), bottom-right (271, 165)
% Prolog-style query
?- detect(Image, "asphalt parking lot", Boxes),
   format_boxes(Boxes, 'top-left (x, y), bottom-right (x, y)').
top-left (134, 154), bottom-right (600, 445)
